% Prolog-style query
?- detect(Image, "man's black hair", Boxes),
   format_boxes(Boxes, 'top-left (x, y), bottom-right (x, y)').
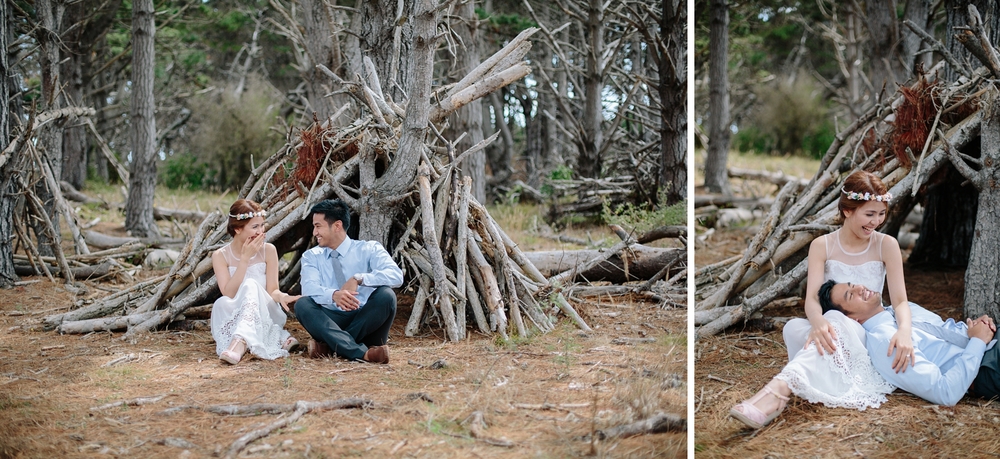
top-left (311, 199), bottom-right (351, 230)
top-left (817, 279), bottom-right (843, 314)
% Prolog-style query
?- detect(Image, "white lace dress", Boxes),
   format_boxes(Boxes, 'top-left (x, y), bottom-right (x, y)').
top-left (210, 244), bottom-right (291, 360)
top-left (775, 230), bottom-right (896, 410)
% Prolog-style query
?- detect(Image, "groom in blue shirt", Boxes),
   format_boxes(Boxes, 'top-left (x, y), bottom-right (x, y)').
top-left (817, 279), bottom-right (999, 406)
top-left (296, 199), bottom-right (404, 364)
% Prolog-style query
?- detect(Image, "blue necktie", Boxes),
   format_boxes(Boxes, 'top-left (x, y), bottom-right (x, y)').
top-left (331, 253), bottom-right (346, 288)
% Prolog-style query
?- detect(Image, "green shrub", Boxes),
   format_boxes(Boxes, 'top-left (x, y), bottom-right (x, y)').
top-left (186, 75), bottom-right (283, 190)
top-left (738, 75), bottom-right (833, 157)
top-left (602, 194), bottom-right (686, 235)
top-left (161, 153), bottom-right (213, 190)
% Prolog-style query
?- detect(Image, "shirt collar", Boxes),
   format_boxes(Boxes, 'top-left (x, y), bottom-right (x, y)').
top-left (861, 309), bottom-right (894, 332)
top-left (330, 236), bottom-right (354, 258)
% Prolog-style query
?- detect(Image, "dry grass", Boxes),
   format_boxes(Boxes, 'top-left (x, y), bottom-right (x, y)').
top-left (694, 149), bottom-right (822, 199)
top-left (0, 187), bottom-right (685, 457)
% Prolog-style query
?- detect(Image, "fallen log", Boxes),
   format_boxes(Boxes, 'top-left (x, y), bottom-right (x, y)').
top-left (525, 246), bottom-right (684, 283)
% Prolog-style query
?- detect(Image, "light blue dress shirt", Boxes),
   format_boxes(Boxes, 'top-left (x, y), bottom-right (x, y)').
top-left (862, 303), bottom-right (994, 406)
top-left (300, 236), bottom-right (404, 311)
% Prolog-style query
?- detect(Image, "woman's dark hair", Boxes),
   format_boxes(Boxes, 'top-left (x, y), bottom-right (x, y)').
top-left (818, 279), bottom-right (843, 314)
top-left (227, 199), bottom-right (263, 237)
top-left (310, 199), bottom-right (351, 230)
top-left (837, 170), bottom-right (889, 223)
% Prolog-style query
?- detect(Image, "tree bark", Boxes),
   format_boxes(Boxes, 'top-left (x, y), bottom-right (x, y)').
top-left (124, 0), bottom-right (160, 238)
top-left (704, 0), bottom-right (731, 195)
top-left (449, 0), bottom-right (487, 203)
top-left (0, 0), bottom-right (17, 287)
top-left (357, 0), bottom-right (437, 247)
top-left (576, 0), bottom-right (605, 179)
top-left (300, 0), bottom-right (339, 121)
top-left (659, 0), bottom-right (687, 205)
top-left (525, 246), bottom-right (684, 283)
top-left (945, 1), bottom-right (1000, 82)
top-left (34, 0), bottom-right (65, 257)
top-left (865, 0), bottom-right (902, 92)
top-left (902, 0), bottom-right (933, 74)
top-left (355, 0), bottom-right (414, 101)
top-left (908, 166), bottom-right (977, 267)
top-left (963, 103), bottom-right (1000, 319)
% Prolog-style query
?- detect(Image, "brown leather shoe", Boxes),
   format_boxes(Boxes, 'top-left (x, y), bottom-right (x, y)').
top-left (307, 339), bottom-right (333, 359)
top-left (364, 345), bottom-right (389, 364)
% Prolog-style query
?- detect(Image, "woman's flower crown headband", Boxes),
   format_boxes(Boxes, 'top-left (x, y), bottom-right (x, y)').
top-left (842, 188), bottom-right (892, 203)
top-left (229, 210), bottom-right (266, 220)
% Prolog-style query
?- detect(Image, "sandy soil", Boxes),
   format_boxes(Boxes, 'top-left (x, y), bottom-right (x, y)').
top-left (0, 274), bottom-right (685, 458)
top-left (693, 221), bottom-right (999, 458)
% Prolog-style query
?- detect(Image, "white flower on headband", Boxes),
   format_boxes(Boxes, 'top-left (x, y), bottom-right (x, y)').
top-left (842, 188), bottom-right (892, 203)
top-left (229, 210), bottom-right (267, 220)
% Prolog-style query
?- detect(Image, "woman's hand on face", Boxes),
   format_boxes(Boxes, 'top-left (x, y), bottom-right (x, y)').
top-left (241, 233), bottom-right (265, 260)
top-left (888, 330), bottom-right (915, 373)
top-left (806, 318), bottom-right (838, 355)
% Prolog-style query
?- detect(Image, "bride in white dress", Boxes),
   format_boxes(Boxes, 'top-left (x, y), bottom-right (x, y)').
top-left (211, 199), bottom-right (300, 365)
top-left (730, 170), bottom-right (917, 429)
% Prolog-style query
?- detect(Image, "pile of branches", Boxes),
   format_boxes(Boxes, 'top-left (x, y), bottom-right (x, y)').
top-left (39, 117), bottom-right (587, 339)
top-left (695, 58), bottom-right (985, 338)
top-left (40, 26), bottom-right (685, 341)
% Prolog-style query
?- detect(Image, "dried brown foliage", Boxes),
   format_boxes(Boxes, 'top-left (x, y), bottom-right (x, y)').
top-left (889, 77), bottom-right (940, 168)
top-left (293, 120), bottom-right (327, 186)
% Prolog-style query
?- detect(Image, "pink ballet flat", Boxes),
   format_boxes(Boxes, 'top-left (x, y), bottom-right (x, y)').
top-left (220, 338), bottom-right (246, 365)
top-left (729, 384), bottom-right (790, 429)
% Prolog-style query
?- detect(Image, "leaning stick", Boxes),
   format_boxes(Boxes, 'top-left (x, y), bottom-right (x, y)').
top-left (417, 162), bottom-right (460, 341)
top-left (18, 175), bottom-right (74, 285)
top-left (133, 212), bottom-right (221, 314)
top-left (404, 275), bottom-right (431, 337)
top-left (32, 146), bottom-right (89, 255)
top-left (465, 270), bottom-right (491, 334)
top-left (697, 258), bottom-right (809, 338)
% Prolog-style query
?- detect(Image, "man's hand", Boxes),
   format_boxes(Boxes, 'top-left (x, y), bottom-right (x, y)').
top-left (333, 288), bottom-right (360, 311)
top-left (967, 316), bottom-right (995, 344)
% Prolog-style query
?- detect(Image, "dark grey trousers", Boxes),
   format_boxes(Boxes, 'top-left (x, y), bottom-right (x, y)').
top-left (970, 329), bottom-right (1000, 399)
top-left (294, 286), bottom-right (396, 360)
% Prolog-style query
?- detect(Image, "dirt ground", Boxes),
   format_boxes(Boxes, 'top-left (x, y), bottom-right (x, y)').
top-left (694, 224), bottom-right (1000, 458)
top-left (0, 264), bottom-right (685, 458)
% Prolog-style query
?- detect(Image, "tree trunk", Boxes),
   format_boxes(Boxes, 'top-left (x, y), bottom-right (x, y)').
top-left (124, 0), bottom-right (160, 238)
top-left (902, 0), bottom-right (933, 74)
top-left (909, 165), bottom-right (978, 268)
top-left (525, 246), bottom-right (684, 283)
top-left (358, 0), bottom-right (437, 247)
top-left (964, 104), bottom-right (1000, 319)
top-left (659, 0), bottom-right (687, 205)
top-left (300, 0), bottom-right (338, 121)
top-left (61, 55), bottom-right (86, 190)
top-left (485, 91), bottom-right (514, 187)
top-left (519, 91), bottom-right (543, 187)
top-left (865, 0), bottom-right (902, 92)
top-left (355, 0), bottom-right (414, 101)
top-left (576, 0), bottom-right (605, 179)
top-left (34, 0), bottom-right (65, 256)
top-left (0, 0), bottom-right (17, 288)
top-left (449, 0), bottom-right (486, 203)
top-left (704, 0), bottom-right (731, 195)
